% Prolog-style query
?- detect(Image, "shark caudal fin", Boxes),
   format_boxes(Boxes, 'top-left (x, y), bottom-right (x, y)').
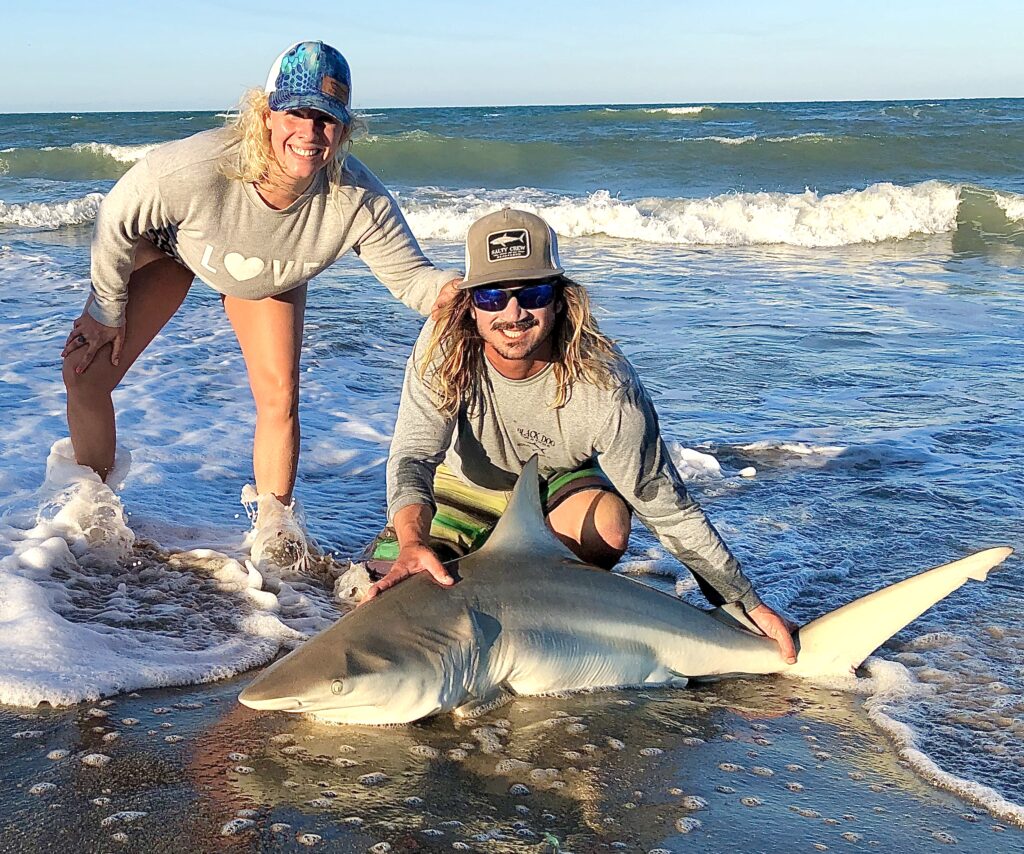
top-left (475, 455), bottom-right (580, 561)
top-left (787, 547), bottom-right (1012, 678)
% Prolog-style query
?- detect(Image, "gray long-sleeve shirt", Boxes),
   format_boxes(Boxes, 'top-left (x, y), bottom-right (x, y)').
top-left (387, 321), bottom-right (763, 611)
top-left (88, 128), bottom-right (456, 326)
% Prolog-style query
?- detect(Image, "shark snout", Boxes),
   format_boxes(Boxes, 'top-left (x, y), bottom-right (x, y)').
top-left (237, 686), bottom-right (305, 712)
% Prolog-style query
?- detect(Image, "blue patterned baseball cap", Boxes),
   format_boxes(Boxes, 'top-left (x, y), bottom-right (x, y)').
top-left (265, 41), bottom-right (352, 125)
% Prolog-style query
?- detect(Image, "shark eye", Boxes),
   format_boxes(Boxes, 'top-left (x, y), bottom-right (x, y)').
top-left (331, 679), bottom-right (343, 695)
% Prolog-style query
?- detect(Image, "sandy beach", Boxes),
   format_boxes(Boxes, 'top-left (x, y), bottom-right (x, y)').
top-left (4, 668), bottom-right (1022, 853)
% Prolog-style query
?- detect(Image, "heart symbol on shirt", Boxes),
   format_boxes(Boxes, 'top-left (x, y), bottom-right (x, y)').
top-left (224, 253), bottom-right (265, 281)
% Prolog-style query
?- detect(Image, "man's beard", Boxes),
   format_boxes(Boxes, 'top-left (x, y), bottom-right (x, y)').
top-left (488, 318), bottom-right (543, 360)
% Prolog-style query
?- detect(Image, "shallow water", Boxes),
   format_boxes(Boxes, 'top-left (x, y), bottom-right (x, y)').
top-left (4, 678), bottom-right (1022, 853)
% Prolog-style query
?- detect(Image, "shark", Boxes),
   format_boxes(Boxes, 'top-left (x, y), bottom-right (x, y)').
top-left (238, 457), bottom-right (1012, 725)
top-left (489, 232), bottom-right (526, 247)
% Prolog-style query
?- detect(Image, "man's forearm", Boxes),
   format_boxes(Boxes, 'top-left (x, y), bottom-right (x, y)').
top-left (393, 503), bottom-right (434, 550)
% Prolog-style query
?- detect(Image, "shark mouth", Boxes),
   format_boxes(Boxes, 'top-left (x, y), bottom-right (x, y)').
top-left (237, 690), bottom-right (305, 712)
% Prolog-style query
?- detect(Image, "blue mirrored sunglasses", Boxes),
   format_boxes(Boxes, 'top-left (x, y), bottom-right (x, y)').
top-left (470, 281), bottom-right (557, 312)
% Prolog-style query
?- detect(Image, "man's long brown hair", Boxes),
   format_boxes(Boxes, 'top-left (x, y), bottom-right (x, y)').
top-left (420, 277), bottom-right (621, 417)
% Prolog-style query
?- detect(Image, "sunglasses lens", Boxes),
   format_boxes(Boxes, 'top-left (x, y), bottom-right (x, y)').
top-left (471, 288), bottom-right (509, 311)
top-left (471, 281), bottom-right (557, 311)
top-left (516, 283), bottom-right (556, 309)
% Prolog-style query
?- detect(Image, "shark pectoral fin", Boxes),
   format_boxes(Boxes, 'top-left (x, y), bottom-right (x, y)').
top-left (708, 602), bottom-right (763, 635)
top-left (454, 684), bottom-right (517, 719)
top-left (665, 670), bottom-right (689, 689)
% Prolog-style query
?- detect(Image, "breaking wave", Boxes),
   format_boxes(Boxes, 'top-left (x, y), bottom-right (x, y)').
top-left (0, 141), bottom-right (158, 180)
top-left (398, 182), bottom-right (997, 248)
top-left (6, 180), bottom-right (1022, 250)
top-left (0, 193), bottom-right (104, 228)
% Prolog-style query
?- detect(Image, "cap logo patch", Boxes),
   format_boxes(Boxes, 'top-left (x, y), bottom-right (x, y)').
top-left (486, 229), bottom-right (530, 262)
top-left (321, 76), bottom-right (349, 103)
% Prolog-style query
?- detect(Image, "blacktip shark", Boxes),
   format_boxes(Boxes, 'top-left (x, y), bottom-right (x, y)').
top-left (238, 457), bottom-right (1012, 725)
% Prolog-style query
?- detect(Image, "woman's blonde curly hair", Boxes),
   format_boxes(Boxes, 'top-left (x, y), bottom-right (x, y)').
top-left (420, 277), bottom-right (621, 417)
top-left (220, 88), bottom-right (367, 190)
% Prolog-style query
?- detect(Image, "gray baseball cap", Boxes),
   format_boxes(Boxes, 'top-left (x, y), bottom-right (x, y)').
top-left (458, 208), bottom-right (564, 290)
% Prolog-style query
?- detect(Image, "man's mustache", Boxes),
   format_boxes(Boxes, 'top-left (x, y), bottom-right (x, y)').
top-left (491, 318), bottom-right (538, 332)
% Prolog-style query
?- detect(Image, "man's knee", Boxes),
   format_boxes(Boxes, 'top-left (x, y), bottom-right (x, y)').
top-left (547, 489), bottom-right (631, 570)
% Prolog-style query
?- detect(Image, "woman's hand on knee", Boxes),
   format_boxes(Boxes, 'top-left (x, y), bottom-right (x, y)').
top-left (62, 312), bottom-right (125, 374)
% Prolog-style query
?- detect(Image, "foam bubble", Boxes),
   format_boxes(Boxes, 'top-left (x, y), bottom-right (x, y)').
top-left (674, 816), bottom-right (702, 832)
top-left (100, 811), bottom-right (147, 827)
top-left (220, 818), bottom-right (255, 836)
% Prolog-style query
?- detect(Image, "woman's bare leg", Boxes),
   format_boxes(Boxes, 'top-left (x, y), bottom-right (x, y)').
top-left (63, 241), bottom-right (194, 479)
top-left (546, 489), bottom-right (632, 569)
top-left (223, 286), bottom-right (306, 503)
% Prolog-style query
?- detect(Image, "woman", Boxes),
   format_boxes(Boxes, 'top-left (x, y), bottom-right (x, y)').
top-left (61, 41), bottom-right (459, 565)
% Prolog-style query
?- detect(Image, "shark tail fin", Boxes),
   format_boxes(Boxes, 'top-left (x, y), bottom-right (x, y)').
top-left (788, 547), bottom-right (1012, 678)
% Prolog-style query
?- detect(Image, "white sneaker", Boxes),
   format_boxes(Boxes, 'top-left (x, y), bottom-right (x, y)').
top-left (37, 438), bottom-right (134, 565)
top-left (241, 485), bottom-right (318, 575)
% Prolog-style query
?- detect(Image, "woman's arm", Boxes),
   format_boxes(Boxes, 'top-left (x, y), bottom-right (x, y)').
top-left (350, 185), bottom-right (460, 316)
top-left (88, 158), bottom-right (172, 328)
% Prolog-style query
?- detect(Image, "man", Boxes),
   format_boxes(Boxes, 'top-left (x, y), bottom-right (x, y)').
top-left (365, 208), bottom-right (796, 663)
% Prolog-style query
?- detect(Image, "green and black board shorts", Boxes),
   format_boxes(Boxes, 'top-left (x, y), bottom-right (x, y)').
top-left (364, 462), bottom-right (618, 564)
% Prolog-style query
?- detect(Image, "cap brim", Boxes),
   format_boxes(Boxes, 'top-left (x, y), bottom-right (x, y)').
top-left (457, 267), bottom-right (564, 290)
top-left (268, 91), bottom-right (351, 125)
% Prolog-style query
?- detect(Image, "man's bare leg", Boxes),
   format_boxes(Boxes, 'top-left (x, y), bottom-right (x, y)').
top-left (546, 488), bottom-right (632, 569)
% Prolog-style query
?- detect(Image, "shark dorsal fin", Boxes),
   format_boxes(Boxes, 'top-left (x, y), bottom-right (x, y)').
top-left (475, 455), bottom-right (580, 561)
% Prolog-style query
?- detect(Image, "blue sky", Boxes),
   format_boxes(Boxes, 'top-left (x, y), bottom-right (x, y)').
top-left (5, 1), bottom-right (1023, 112)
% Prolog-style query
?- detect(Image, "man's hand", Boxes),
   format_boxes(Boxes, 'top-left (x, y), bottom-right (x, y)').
top-left (62, 309), bottom-right (124, 373)
top-left (430, 278), bottom-right (462, 321)
top-left (362, 543), bottom-right (454, 603)
top-left (747, 604), bottom-right (798, 665)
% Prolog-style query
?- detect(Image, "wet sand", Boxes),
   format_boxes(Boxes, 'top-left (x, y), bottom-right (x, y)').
top-left (3, 674), bottom-right (1021, 853)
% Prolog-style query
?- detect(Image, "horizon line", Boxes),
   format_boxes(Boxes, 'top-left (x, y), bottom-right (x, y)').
top-left (4, 94), bottom-right (1023, 116)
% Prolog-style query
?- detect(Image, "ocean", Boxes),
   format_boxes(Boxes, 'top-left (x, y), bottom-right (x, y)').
top-left (0, 100), bottom-right (1022, 850)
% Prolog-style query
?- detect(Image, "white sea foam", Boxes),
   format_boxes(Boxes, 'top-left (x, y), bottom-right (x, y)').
top-left (994, 190), bottom-right (1024, 221)
top-left (691, 134), bottom-right (759, 145)
top-left (764, 132), bottom-right (837, 143)
top-left (687, 133), bottom-right (834, 145)
top-left (403, 181), bottom-right (961, 248)
top-left (738, 440), bottom-right (848, 467)
top-left (64, 141), bottom-right (160, 163)
top-left (0, 193), bottom-right (104, 229)
top-left (0, 438), bottom-right (338, 707)
top-left (594, 106), bottom-right (713, 116)
top-left (863, 659), bottom-right (1024, 827)
top-left (666, 442), bottom-right (723, 480)
top-left (644, 106), bottom-right (714, 116)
